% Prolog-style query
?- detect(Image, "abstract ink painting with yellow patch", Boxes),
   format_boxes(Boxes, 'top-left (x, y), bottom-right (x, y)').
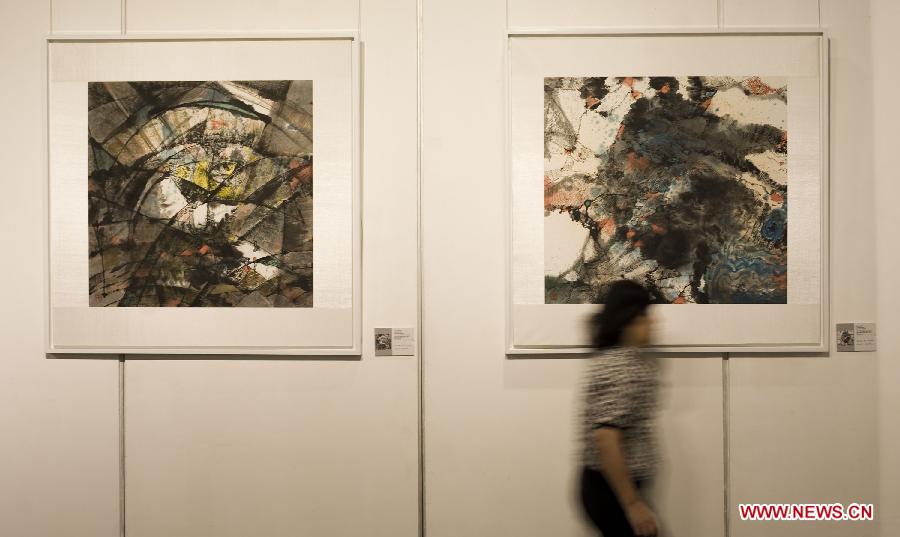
top-left (88, 80), bottom-right (313, 307)
top-left (543, 76), bottom-right (787, 305)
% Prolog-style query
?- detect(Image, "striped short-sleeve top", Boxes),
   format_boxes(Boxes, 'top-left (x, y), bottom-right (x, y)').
top-left (581, 345), bottom-right (661, 482)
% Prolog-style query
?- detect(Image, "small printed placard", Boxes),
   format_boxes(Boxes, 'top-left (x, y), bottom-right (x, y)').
top-left (836, 323), bottom-right (877, 352)
top-left (374, 327), bottom-right (416, 356)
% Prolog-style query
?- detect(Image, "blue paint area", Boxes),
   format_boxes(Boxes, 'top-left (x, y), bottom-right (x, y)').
top-left (761, 208), bottom-right (786, 242)
top-left (705, 248), bottom-right (787, 304)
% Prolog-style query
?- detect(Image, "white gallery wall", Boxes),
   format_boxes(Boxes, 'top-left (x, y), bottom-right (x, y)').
top-left (872, 0), bottom-right (900, 533)
top-left (0, 2), bottom-right (121, 536)
top-left (0, 1), bottom-right (897, 537)
top-left (2, 0), bottom-right (420, 536)
top-left (423, 2), bottom-right (888, 537)
top-left (116, 1), bottom-right (421, 536)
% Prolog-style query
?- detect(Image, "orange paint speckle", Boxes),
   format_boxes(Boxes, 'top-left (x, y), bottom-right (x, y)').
top-left (625, 151), bottom-right (650, 173)
top-left (745, 76), bottom-right (777, 96)
top-left (773, 273), bottom-right (788, 289)
top-left (543, 176), bottom-right (553, 210)
top-left (673, 296), bottom-right (686, 304)
top-left (290, 164), bottom-right (313, 191)
top-left (198, 244), bottom-right (210, 255)
top-left (598, 217), bottom-right (616, 239)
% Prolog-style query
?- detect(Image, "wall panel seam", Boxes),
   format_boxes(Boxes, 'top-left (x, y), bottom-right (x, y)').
top-left (722, 353), bottom-right (731, 537)
top-left (119, 356), bottom-right (126, 537)
top-left (416, 0), bottom-right (426, 533)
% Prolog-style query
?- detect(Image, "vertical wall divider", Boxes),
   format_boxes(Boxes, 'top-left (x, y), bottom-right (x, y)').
top-left (118, 355), bottom-right (126, 537)
top-left (118, 5), bottom-right (126, 535)
top-left (717, 0), bottom-right (729, 530)
top-left (120, 0), bottom-right (127, 35)
top-left (416, 0), bottom-right (426, 531)
top-left (722, 352), bottom-right (731, 537)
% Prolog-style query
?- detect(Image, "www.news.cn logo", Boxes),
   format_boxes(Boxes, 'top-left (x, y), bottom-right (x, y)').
top-left (738, 503), bottom-right (874, 521)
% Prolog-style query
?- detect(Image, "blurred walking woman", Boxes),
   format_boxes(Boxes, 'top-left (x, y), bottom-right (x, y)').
top-left (579, 280), bottom-right (661, 537)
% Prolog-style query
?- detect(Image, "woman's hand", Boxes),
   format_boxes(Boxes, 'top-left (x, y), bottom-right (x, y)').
top-left (625, 499), bottom-right (658, 536)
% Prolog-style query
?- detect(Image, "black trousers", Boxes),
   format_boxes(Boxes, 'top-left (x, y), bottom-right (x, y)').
top-left (579, 466), bottom-right (650, 537)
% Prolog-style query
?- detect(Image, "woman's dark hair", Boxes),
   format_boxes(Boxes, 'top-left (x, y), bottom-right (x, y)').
top-left (591, 280), bottom-right (652, 349)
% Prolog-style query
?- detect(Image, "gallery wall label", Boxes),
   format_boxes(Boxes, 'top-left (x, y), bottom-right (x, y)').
top-left (374, 327), bottom-right (416, 357)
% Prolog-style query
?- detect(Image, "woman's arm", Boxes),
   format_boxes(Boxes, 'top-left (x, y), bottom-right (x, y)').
top-left (595, 427), bottom-right (658, 536)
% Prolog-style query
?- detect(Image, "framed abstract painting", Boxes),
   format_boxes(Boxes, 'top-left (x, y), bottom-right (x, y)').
top-left (507, 32), bottom-right (829, 353)
top-left (47, 36), bottom-right (360, 354)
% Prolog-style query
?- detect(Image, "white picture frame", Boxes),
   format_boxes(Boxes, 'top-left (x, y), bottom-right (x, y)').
top-left (45, 35), bottom-right (362, 355)
top-left (506, 30), bottom-right (830, 354)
